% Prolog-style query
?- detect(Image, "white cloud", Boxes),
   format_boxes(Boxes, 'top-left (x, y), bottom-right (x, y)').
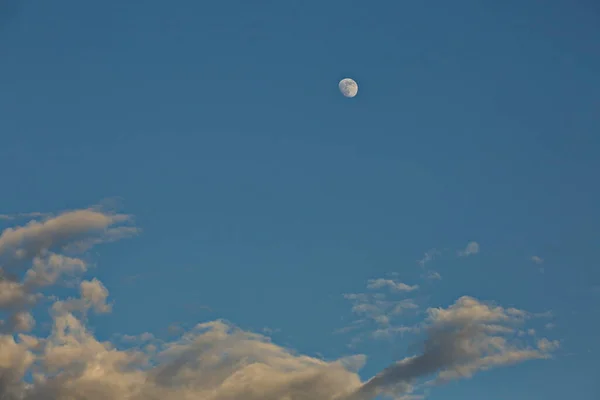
top-left (367, 279), bottom-right (419, 293)
top-left (0, 207), bottom-right (139, 268)
top-left (118, 332), bottom-right (156, 343)
top-left (52, 279), bottom-right (112, 315)
top-left (0, 302), bottom-right (557, 400)
top-left (334, 320), bottom-right (367, 335)
top-left (531, 256), bottom-right (543, 264)
top-left (11, 318), bottom-right (366, 400)
top-left (458, 241), bottom-right (479, 257)
top-left (24, 253), bottom-right (87, 288)
top-left (0, 205), bottom-right (559, 400)
top-left (81, 278), bottom-right (112, 313)
top-left (427, 296), bottom-right (511, 325)
top-left (0, 206), bottom-right (135, 336)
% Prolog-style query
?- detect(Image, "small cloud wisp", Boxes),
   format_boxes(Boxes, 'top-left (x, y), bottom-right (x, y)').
top-left (458, 241), bottom-right (479, 257)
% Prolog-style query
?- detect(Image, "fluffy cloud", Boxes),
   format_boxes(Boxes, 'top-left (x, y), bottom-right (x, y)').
top-left (16, 318), bottom-right (366, 400)
top-left (0, 205), bottom-right (558, 400)
top-left (0, 311), bottom-right (35, 334)
top-left (343, 277), bottom-right (421, 339)
top-left (0, 208), bottom-right (135, 336)
top-left (0, 280), bottom-right (35, 309)
top-left (24, 253), bottom-right (87, 289)
top-left (52, 278), bottom-right (112, 315)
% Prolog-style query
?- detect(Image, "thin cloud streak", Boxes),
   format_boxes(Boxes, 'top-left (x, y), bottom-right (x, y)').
top-left (0, 212), bottom-right (51, 221)
top-left (367, 279), bottom-right (419, 292)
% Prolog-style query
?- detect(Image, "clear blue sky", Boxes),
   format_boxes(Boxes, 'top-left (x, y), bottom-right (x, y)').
top-left (1, 1), bottom-right (599, 399)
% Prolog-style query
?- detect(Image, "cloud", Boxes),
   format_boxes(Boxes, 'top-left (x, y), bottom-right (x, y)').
top-left (0, 212), bottom-right (51, 221)
top-left (117, 332), bottom-right (156, 344)
top-left (30, 319), bottom-right (366, 400)
top-left (346, 296), bottom-right (557, 400)
top-left (417, 249), bottom-right (439, 267)
top-left (0, 204), bottom-right (558, 400)
top-left (342, 282), bottom-right (419, 336)
top-left (372, 326), bottom-right (417, 339)
top-left (367, 279), bottom-right (419, 293)
top-left (0, 206), bottom-right (137, 340)
top-left (0, 280), bottom-right (36, 309)
top-left (23, 253), bottom-right (88, 289)
top-left (334, 320), bottom-right (367, 335)
top-left (536, 338), bottom-right (560, 352)
top-left (0, 311), bottom-right (35, 334)
top-left (531, 256), bottom-right (543, 264)
top-left (52, 278), bottom-right (113, 315)
top-left (425, 271), bottom-right (441, 281)
top-left (0, 207), bottom-right (139, 269)
top-left (457, 242), bottom-right (479, 257)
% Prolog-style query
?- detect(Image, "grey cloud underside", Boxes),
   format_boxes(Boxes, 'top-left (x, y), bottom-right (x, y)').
top-left (0, 206), bottom-right (558, 400)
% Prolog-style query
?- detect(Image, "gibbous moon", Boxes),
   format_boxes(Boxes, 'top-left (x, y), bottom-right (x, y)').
top-left (339, 78), bottom-right (358, 98)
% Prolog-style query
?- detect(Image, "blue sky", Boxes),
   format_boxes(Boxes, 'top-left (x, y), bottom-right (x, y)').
top-left (0, 1), bottom-right (599, 399)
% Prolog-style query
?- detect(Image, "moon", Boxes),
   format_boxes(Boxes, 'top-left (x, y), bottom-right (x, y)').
top-left (339, 78), bottom-right (358, 98)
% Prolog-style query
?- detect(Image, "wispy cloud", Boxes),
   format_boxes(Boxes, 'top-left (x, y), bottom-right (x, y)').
top-left (457, 241), bottom-right (479, 257)
top-left (367, 279), bottom-right (419, 293)
top-left (531, 256), bottom-right (544, 264)
top-left (531, 256), bottom-right (545, 273)
top-left (424, 271), bottom-right (441, 280)
top-left (417, 249), bottom-right (439, 267)
top-left (334, 319), bottom-right (367, 335)
top-left (0, 207), bottom-right (139, 270)
top-left (343, 277), bottom-right (419, 327)
top-left (0, 211), bottom-right (51, 221)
